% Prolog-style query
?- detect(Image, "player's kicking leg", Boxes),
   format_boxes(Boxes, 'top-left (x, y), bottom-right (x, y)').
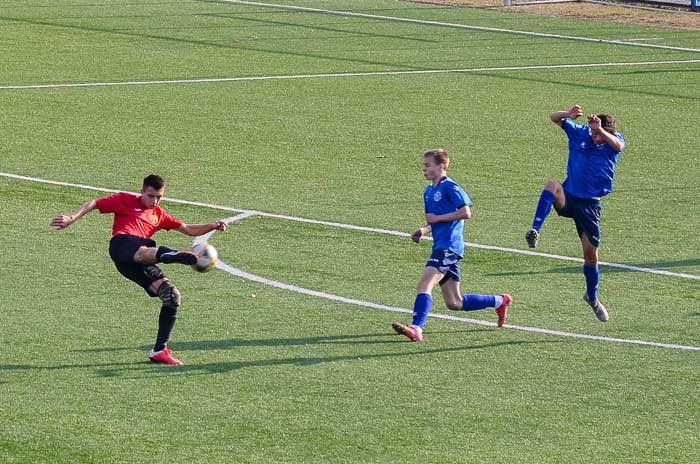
top-left (156, 246), bottom-right (197, 265)
top-left (134, 246), bottom-right (197, 265)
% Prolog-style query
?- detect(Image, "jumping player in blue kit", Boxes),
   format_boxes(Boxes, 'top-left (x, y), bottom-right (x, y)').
top-left (392, 149), bottom-right (512, 342)
top-left (525, 105), bottom-right (626, 322)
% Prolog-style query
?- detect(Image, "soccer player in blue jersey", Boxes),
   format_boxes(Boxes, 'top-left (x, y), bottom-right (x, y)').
top-left (392, 149), bottom-right (512, 342)
top-left (525, 105), bottom-right (625, 322)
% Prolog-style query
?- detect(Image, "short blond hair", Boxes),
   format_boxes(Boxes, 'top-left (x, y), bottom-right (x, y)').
top-left (424, 148), bottom-right (450, 169)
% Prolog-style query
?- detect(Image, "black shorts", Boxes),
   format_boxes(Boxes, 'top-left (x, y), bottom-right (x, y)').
top-left (555, 191), bottom-right (602, 247)
top-left (109, 234), bottom-right (165, 297)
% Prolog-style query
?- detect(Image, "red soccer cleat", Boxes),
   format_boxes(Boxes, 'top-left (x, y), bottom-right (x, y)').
top-left (148, 347), bottom-right (184, 365)
top-left (392, 322), bottom-right (424, 342)
top-left (496, 294), bottom-right (512, 327)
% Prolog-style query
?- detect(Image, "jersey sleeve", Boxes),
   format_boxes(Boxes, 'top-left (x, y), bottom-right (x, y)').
top-left (95, 192), bottom-right (125, 214)
top-left (561, 118), bottom-right (585, 140)
top-left (612, 132), bottom-right (625, 152)
top-left (448, 183), bottom-right (472, 208)
top-left (158, 211), bottom-right (183, 231)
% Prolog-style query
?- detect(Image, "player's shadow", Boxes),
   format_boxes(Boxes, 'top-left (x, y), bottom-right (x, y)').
top-left (15, 335), bottom-right (560, 379)
top-left (72, 330), bottom-right (494, 354)
top-left (147, 329), bottom-right (496, 351)
top-left (95, 338), bottom-right (553, 379)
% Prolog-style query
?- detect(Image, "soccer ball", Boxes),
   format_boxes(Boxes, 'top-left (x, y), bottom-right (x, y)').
top-left (191, 242), bottom-right (218, 272)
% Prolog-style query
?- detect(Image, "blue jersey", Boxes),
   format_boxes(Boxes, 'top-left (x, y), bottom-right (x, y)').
top-left (561, 118), bottom-right (624, 199)
top-left (424, 176), bottom-right (472, 257)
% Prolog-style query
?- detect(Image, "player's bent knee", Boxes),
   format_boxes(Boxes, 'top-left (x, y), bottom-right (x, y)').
top-left (157, 280), bottom-right (181, 307)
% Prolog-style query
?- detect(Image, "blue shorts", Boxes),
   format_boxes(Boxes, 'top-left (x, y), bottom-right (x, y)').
top-left (426, 249), bottom-right (462, 285)
top-left (555, 191), bottom-right (602, 247)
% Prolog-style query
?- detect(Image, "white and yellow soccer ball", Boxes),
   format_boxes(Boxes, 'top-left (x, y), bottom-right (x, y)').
top-left (192, 242), bottom-right (218, 273)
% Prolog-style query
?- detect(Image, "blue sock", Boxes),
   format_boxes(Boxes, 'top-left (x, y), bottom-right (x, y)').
top-left (583, 264), bottom-right (600, 302)
top-left (531, 190), bottom-right (555, 231)
top-left (461, 294), bottom-right (496, 311)
top-left (411, 293), bottom-right (432, 329)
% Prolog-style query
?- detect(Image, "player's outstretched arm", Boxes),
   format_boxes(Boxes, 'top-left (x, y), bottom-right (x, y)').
top-left (177, 220), bottom-right (228, 237)
top-left (550, 105), bottom-right (583, 126)
top-left (50, 199), bottom-right (97, 229)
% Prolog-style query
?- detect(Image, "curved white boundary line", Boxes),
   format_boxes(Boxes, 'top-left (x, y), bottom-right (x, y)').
top-left (207, 240), bottom-right (700, 352)
top-left (3, 171), bottom-right (699, 281)
top-left (193, 214), bottom-right (700, 352)
top-left (214, 260), bottom-right (700, 351)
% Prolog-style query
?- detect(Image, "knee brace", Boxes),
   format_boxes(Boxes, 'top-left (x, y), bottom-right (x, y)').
top-left (145, 265), bottom-right (165, 281)
top-left (157, 280), bottom-right (181, 307)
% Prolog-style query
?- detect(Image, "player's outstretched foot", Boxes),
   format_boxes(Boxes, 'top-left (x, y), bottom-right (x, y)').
top-left (149, 347), bottom-right (184, 365)
top-left (392, 322), bottom-right (424, 342)
top-left (583, 293), bottom-right (609, 322)
top-left (525, 229), bottom-right (539, 248)
top-left (496, 294), bottom-right (512, 327)
top-left (160, 250), bottom-right (197, 265)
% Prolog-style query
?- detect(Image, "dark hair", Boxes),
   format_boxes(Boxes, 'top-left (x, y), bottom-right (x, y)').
top-left (597, 114), bottom-right (617, 133)
top-left (424, 148), bottom-right (450, 169)
top-left (143, 174), bottom-right (165, 190)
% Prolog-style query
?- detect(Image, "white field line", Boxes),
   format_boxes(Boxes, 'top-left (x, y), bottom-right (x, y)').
top-left (218, 0), bottom-right (700, 54)
top-left (213, 260), bottom-right (700, 351)
top-left (207, 217), bottom-right (700, 351)
top-left (2, 60), bottom-right (700, 90)
top-left (4, 171), bottom-right (700, 281)
top-left (5, 172), bottom-right (697, 351)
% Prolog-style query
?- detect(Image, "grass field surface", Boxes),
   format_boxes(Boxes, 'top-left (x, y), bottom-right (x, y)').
top-left (1, 1), bottom-right (698, 463)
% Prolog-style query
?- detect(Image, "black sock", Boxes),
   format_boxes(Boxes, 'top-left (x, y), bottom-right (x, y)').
top-left (154, 304), bottom-right (178, 352)
top-left (156, 246), bottom-right (178, 263)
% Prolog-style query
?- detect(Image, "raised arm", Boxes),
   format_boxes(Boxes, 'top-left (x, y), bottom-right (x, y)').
top-left (50, 199), bottom-right (97, 229)
top-left (588, 114), bottom-right (625, 152)
top-left (551, 104), bottom-right (583, 127)
top-left (176, 220), bottom-right (228, 237)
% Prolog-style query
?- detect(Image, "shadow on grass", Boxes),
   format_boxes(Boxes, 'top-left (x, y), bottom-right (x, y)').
top-left (477, 71), bottom-right (700, 102)
top-left (0, 14), bottom-right (432, 75)
top-left (98, 338), bottom-right (555, 378)
top-left (198, 13), bottom-right (438, 44)
top-left (71, 329), bottom-right (495, 353)
top-left (485, 258), bottom-right (700, 277)
top-left (4, 335), bottom-right (561, 378)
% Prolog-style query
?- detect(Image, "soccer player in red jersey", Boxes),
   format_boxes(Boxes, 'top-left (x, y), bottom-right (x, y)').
top-left (51, 174), bottom-right (228, 365)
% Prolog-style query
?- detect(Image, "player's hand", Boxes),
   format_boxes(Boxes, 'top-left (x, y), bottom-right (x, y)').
top-left (213, 220), bottom-right (228, 231)
top-left (588, 114), bottom-right (602, 132)
top-left (568, 105), bottom-right (583, 119)
top-left (411, 228), bottom-right (424, 243)
top-left (425, 213), bottom-right (439, 224)
top-left (50, 215), bottom-right (73, 229)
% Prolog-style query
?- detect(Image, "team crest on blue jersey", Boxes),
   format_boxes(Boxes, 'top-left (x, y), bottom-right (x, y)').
top-left (433, 191), bottom-right (442, 202)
